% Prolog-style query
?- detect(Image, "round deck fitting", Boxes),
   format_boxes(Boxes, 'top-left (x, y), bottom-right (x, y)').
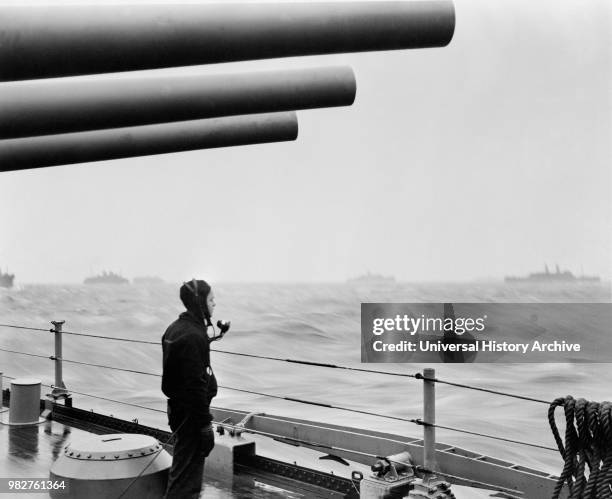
top-left (50, 433), bottom-right (171, 498)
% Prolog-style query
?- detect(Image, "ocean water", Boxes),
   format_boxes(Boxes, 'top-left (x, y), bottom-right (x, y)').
top-left (1, 281), bottom-right (611, 494)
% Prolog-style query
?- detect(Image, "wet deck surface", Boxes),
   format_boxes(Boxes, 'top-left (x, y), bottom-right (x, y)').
top-left (0, 414), bottom-right (79, 498)
top-left (0, 410), bottom-right (341, 498)
top-left (1, 417), bottom-right (76, 476)
top-left (0, 405), bottom-right (489, 498)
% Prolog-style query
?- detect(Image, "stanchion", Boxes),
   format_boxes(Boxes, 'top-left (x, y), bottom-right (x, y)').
top-left (0, 372), bottom-right (6, 413)
top-left (50, 320), bottom-right (71, 406)
top-left (423, 367), bottom-right (438, 471)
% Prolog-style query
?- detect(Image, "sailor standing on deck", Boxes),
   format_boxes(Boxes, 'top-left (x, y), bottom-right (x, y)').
top-left (162, 279), bottom-right (218, 499)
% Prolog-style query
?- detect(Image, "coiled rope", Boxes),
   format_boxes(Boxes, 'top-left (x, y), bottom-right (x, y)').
top-left (548, 395), bottom-right (612, 499)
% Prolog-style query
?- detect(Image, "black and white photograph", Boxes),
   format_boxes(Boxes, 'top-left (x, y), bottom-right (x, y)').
top-left (0, 0), bottom-right (610, 497)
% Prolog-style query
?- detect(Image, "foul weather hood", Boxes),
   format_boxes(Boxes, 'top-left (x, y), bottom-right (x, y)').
top-left (180, 279), bottom-right (211, 322)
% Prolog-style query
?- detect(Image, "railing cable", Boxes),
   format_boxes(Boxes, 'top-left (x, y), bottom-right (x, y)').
top-left (0, 363), bottom-right (557, 453)
top-left (3, 374), bottom-right (427, 449)
top-left (2, 323), bottom-right (419, 378)
top-left (56, 357), bottom-right (162, 378)
top-left (212, 348), bottom-right (419, 379)
top-left (415, 373), bottom-right (551, 405)
top-left (416, 420), bottom-right (557, 452)
top-left (1, 337), bottom-right (552, 408)
top-left (54, 385), bottom-right (166, 414)
top-left (0, 351), bottom-right (421, 423)
top-left (52, 357), bottom-right (425, 425)
top-left (5, 374), bottom-right (166, 415)
top-left (0, 346), bottom-right (53, 360)
top-left (0, 323), bottom-right (558, 405)
top-left (61, 329), bottom-right (159, 345)
top-left (0, 323), bottom-right (51, 332)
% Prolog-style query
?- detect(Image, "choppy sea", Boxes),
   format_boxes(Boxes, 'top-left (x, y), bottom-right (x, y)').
top-left (1, 281), bottom-right (611, 495)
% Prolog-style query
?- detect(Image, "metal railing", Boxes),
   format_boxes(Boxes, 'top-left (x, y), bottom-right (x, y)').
top-left (1, 319), bottom-right (572, 496)
top-left (0, 321), bottom-right (560, 457)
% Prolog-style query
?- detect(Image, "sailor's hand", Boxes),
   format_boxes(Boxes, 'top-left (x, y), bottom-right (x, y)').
top-left (200, 423), bottom-right (215, 458)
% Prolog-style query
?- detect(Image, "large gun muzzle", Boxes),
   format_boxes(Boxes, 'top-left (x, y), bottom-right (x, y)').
top-left (0, 2), bottom-right (455, 81)
top-left (0, 67), bottom-right (355, 139)
top-left (0, 113), bottom-right (298, 172)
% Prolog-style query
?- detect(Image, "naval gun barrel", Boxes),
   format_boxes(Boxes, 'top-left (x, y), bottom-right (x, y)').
top-left (0, 2), bottom-right (455, 81)
top-left (0, 112), bottom-right (298, 172)
top-left (0, 67), bottom-right (355, 139)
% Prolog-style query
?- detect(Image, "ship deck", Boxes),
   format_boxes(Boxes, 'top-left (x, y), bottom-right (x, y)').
top-left (1, 398), bottom-right (504, 499)
top-left (0, 407), bottom-right (356, 499)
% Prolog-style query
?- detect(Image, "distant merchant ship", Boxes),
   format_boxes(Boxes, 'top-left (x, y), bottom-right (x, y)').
top-left (83, 271), bottom-right (129, 285)
top-left (347, 272), bottom-right (396, 285)
top-left (505, 264), bottom-right (600, 283)
top-left (0, 268), bottom-right (14, 288)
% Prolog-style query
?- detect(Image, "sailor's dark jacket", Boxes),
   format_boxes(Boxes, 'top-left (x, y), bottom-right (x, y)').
top-left (161, 311), bottom-right (217, 426)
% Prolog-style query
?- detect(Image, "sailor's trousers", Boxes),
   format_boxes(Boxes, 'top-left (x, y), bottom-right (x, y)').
top-left (164, 403), bottom-right (215, 499)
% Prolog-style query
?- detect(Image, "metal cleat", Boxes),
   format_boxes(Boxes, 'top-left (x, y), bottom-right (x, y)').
top-left (407, 476), bottom-right (454, 498)
top-left (232, 411), bottom-right (265, 437)
top-left (360, 452), bottom-right (415, 498)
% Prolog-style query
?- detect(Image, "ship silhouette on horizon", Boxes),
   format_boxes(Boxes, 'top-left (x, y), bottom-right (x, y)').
top-left (505, 264), bottom-right (600, 283)
top-left (84, 270), bottom-right (129, 285)
top-left (0, 268), bottom-right (14, 288)
top-left (347, 271), bottom-right (396, 285)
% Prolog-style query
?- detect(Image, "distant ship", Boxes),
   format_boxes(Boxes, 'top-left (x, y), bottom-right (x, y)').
top-left (505, 264), bottom-right (600, 283)
top-left (84, 270), bottom-right (129, 285)
top-left (347, 272), bottom-right (396, 285)
top-left (0, 268), bottom-right (14, 288)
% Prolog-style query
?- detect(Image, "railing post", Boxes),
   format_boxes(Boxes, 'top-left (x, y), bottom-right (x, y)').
top-left (50, 320), bottom-right (70, 406)
top-left (51, 320), bottom-right (65, 390)
top-left (0, 372), bottom-right (7, 415)
top-left (423, 367), bottom-right (438, 471)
